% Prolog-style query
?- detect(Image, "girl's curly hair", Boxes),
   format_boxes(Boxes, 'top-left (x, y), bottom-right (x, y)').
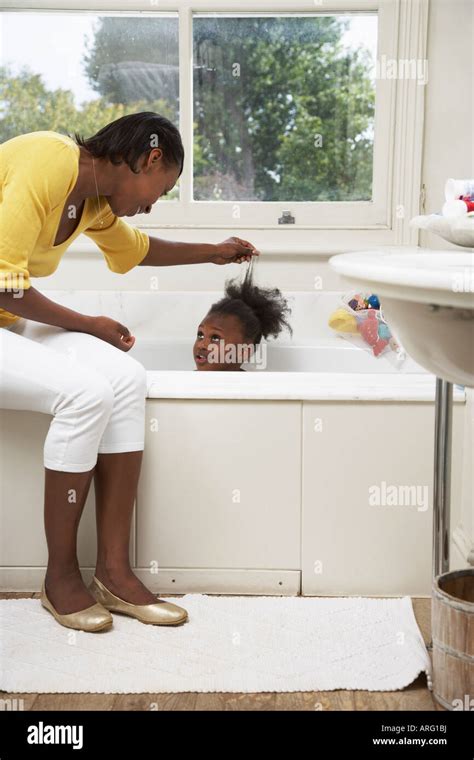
top-left (208, 259), bottom-right (293, 344)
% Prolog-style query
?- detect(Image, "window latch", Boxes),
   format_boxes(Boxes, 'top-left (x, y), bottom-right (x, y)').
top-left (419, 183), bottom-right (426, 214)
top-left (278, 210), bottom-right (295, 224)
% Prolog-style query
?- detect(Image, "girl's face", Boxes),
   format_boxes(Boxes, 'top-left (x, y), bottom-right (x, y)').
top-left (194, 312), bottom-right (249, 371)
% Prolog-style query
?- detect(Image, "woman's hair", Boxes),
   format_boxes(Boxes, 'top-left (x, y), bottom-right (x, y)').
top-left (71, 111), bottom-right (184, 175)
top-left (208, 260), bottom-right (293, 344)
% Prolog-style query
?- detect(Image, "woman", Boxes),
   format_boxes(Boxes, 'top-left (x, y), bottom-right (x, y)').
top-left (0, 111), bottom-right (259, 633)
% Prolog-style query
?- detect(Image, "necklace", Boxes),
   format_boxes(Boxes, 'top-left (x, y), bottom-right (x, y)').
top-left (92, 157), bottom-right (105, 228)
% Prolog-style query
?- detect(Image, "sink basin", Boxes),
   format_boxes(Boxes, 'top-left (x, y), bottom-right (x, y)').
top-left (329, 247), bottom-right (474, 387)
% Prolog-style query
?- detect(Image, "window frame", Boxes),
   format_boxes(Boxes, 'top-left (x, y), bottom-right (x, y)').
top-left (4, 0), bottom-right (429, 249)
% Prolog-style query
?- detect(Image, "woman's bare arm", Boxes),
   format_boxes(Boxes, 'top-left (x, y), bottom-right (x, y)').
top-left (0, 288), bottom-right (136, 351)
top-left (0, 287), bottom-right (92, 332)
top-left (138, 236), bottom-right (259, 267)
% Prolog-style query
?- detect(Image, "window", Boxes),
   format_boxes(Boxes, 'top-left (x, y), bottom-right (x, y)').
top-left (1, 1), bottom-right (428, 246)
top-left (193, 14), bottom-right (377, 204)
top-left (0, 9), bottom-right (181, 201)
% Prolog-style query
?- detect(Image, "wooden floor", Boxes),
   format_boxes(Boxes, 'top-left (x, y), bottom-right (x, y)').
top-left (0, 592), bottom-right (443, 711)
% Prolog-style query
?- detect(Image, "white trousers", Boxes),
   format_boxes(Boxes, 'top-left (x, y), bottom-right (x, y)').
top-left (0, 318), bottom-right (147, 472)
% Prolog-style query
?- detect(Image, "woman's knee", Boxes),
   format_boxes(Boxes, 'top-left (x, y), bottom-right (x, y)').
top-left (118, 357), bottom-right (147, 399)
top-left (57, 370), bottom-right (115, 422)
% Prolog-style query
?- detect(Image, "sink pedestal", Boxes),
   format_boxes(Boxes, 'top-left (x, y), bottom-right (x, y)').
top-left (433, 378), bottom-right (453, 579)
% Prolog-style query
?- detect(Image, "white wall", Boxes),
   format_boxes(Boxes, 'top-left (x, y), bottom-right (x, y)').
top-left (419, 0), bottom-right (474, 250)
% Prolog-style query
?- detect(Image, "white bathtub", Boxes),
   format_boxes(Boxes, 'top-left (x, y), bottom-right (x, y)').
top-left (0, 290), bottom-right (467, 597)
top-left (130, 339), bottom-right (454, 402)
top-left (130, 338), bottom-right (423, 373)
top-left (35, 288), bottom-right (457, 400)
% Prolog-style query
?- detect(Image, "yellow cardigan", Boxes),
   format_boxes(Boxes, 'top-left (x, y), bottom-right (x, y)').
top-left (0, 130), bottom-right (150, 328)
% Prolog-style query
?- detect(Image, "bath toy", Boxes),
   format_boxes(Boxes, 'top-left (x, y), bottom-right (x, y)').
top-left (373, 338), bottom-right (389, 356)
top-left (442, 198), bottom-right (474, 218)
top-left (445, 178), bottom-right (474, 201)
top-left (358, 310), bottom-right (389, 356)
top-left (329, 292), bottom-right (404, 362)
top-left (347, 293), bottom-right (367, 311)
top-left (358, 310), bottom-right (378, 343)
top-left (366, 294), bottom-right (380, 310)
top-left (348, 294), bottom-right (366, 311)
top-left (328, 308), bottom-right (358, 333)
top-left (378, 322), bottom-right (391, 340)
top-left (389, 336), bottom-right (405, 359)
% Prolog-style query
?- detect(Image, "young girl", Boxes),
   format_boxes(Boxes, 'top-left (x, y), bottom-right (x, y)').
top-left (193, 260), bottom-right (293, 371)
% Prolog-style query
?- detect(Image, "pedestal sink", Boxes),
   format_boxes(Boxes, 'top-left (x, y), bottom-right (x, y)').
top-left (329, 245), bottom-right (474, 577)
top-left (329, 245), bottom-right (474, 708)
top-left (329, 247), bottom-right (474, 387)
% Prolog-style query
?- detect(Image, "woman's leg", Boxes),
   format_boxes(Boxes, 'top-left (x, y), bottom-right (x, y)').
top-left (16, 322), bottom-right (155, 605)
top-left (1, 324), bottom-right (115, 614)
top-left (44, 466), bottom-right (97, 613)
top-left (93, 451), bottom-right (157, 604)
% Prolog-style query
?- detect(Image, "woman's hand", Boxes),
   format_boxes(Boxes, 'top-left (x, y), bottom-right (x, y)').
top-left (86, 316), bottom-right (136, 352)
top-left (212, 237), bottom-right (260, 265)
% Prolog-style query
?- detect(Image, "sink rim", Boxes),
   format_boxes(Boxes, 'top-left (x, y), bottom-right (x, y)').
top-left (329, 248), bottom-right (474, 308)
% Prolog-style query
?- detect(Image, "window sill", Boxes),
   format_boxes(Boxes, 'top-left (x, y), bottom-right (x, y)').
top-left (71, 228), bottom-right (419, 259)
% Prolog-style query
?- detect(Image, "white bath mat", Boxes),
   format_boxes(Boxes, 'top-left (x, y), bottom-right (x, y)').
top-left (0, 594), bottom-right (431, 694)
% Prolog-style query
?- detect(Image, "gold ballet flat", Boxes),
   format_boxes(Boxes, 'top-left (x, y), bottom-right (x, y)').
top-left (88, 576), bottom-right (188, 626)
top-left (40, 580), bottom-right (113, 632)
